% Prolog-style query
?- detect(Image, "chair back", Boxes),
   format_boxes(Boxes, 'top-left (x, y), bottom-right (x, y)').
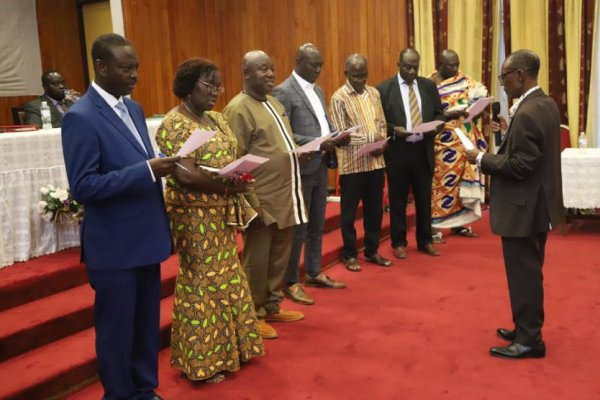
top-left (559, 124), bottom-right (571, 152)
top-left (11, 107), bottom-right (26, 125)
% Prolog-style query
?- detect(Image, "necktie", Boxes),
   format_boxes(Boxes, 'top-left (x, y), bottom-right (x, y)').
top-left (407, 83), bottom-right (422, 127)
top-left (115, 102), bottom-right (147, 154)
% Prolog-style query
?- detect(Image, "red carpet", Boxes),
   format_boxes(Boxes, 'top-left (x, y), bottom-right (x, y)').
top-left (68, 213), bottom-right (600, 400)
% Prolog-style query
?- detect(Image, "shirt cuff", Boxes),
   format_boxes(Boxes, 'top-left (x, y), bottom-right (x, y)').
top-left (146, 160), bottom-right (156, 182)
top-left (475, 152), bottom-right (484, 169)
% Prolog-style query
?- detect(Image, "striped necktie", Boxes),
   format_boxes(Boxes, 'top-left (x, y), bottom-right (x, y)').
top-left (407, 83), bottom-right (422, 128)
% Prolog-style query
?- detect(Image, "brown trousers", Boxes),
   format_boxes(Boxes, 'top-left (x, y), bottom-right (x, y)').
top-left (242, 222), bottom-right (293, 316)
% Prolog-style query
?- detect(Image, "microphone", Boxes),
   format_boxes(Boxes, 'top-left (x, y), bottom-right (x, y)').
top-left (491, 101), bottom-right (501, 146)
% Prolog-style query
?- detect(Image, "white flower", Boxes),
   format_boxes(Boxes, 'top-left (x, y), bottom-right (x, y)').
top-left (50, 191), bottom-right (60, 199)
top-left (40, 187), bottom-right (49, 195)
top-left (47, 184), bottom-right (55, 191)
top-left (56, 189), bottom-right (69, 202)
top-left (42, 212), bottom-right (54, 222)
top-left (37, 201), bottom-right (48, 213)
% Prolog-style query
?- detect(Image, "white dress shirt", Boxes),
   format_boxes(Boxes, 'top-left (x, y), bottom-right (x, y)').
top-left (91, 81), bottom-right (155, 181)
top-left (397, 73), bottom-right (422, 132)
top-left (292, 71), bottom-right (331, 137)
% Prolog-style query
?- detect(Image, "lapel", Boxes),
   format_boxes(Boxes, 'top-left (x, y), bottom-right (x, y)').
top-left (498, 88), bottom-right (543, 153)
top-left (88, 86), bottom-right (150, 158)
top-left (43, 95), bottom-right (62, 121)
top-left (389, 78), bottom-right (406, 123)
top-left (290, 76), bottom-right (318, 120)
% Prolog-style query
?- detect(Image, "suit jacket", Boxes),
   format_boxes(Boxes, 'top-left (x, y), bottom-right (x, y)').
top-left (273, 75), bottom-right (334, 175)
top-left (24, 95), bottom-right (74, 128)
top-left (481, 88), bottom-right (563, 237)
top-left (61, 85), bottom-right (172, 270)
top-left (376, 76), bottom-right (445, 172)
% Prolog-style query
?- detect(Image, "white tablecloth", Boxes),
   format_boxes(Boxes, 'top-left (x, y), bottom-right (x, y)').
top-left (0, 118), bottom-right (163, 268)
top-left (561, 148), bottom-right (600, 208)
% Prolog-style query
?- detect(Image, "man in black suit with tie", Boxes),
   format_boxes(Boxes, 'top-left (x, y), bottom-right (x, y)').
top-left (467, 50), bottom-right (563, 358)
top-left (377, 48), bottom-right (445, 259)
top-left (24, 71), bottom-right (74, 128)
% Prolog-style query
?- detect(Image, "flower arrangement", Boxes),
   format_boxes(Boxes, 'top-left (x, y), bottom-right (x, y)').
top-left (38, 184), bottom-right (83, 223)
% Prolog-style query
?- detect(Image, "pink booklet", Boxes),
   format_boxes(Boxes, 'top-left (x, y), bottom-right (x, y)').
top-left (216, 154), bottom-right (269, 177)
top-left (176, 129), bottom-right (217, 156)
top-left (355, 137), bottom-right (390, 157)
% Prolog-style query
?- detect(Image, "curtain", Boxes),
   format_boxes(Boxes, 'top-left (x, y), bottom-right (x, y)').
top-left (447, 0), bottom-right (483, 82)
top-left (581, 0), bottom-right (596, 145)
top-left (0, 0), bottom-right (43, 96)
top-left (432, 0), bottom-right (448, 68)
top-left (547, 0), bottom-right (568, 126)
top-left (564, 0), bottom-right (583, 145)
top-left (510, 0), bottom-right (550, 93)
top-left (586, 0), bottom-right (599, 147)
top-left (412, 0), bottom-right (436, 76)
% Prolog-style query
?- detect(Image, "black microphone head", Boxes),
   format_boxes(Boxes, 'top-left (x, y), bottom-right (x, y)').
top-left (491, 101), bottom-right (500, 116)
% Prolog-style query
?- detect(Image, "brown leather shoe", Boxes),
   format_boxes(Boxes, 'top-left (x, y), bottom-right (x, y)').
top-left (264, 309), bottom-right (305, 322)
top-left (258, 319), bottom-right (278, 339)
top-left (304, 272), bottom-right (346, 289)
top-left (283, 283), bottom-right (315, 305)
top-left (364, 253), bottom-right (392, 267)
top-left (393, 246), bottom-right (407, 259)
top-left (344, 257), bottom-right (362, 272)
top-left (419, 243), bottom-right (441, 256)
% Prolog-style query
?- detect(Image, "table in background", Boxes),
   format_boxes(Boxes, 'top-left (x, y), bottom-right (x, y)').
top-left (561, 148), bottom-right (600, 209)
top-left (0, 118), bottom-right (163, 268)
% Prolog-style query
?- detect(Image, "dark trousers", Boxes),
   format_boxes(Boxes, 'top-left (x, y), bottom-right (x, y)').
top-left (386, 143), bottom-right (433, 249)
top-left (286, 162), bottom-right (328, 284)
top-left (501, 232), bottom-right (547, 345)
top-left (340, 169), bottom-right (385, 259)
top-left (87, 264), bottom-right (161, 400)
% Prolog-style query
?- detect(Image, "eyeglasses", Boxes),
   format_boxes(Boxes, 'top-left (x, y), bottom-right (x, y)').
top-left (497, 69), bottom-right (518, 84)
top-left (199, 80), bottom-right (225, 95)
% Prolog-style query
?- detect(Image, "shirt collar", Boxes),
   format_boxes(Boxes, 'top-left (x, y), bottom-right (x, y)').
top-left (519, 85), bottom-right (540, 102)
top-left (92, 80), bottom-right (124, 109)
top-left (293, 70), bottom-right (314, 90)
top-left (397, 73), bottom-right (416, 87)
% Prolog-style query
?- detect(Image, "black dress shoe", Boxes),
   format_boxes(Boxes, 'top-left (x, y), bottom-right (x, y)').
top-left (496, 328), bottom-right (516, 342)
top-left (490, 341), bottom-right (546, 359)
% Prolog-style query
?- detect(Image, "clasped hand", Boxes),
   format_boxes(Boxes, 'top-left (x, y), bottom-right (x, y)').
top-left (149, 155), bottom-right (181, 177)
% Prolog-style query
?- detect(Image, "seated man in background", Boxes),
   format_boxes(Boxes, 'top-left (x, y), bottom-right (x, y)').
top-left (24, 70), bottom-right (75, 128)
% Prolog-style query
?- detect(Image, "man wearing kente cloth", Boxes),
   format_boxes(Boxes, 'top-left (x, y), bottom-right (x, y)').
top-left (429, 49), bottom-right (487, 242)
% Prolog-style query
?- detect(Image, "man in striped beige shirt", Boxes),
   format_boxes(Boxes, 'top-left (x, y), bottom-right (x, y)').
top-left (330, 54), bottom-right (392, 271)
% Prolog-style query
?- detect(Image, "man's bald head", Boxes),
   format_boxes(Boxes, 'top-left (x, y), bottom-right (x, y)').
top-left (344, 54), bottom-right (369, 93)
top-left (295, 43), bottom-right (323, 83)
top-left (397, 48), bottom-right (420, 83)
top-left (505, 49), bottom-right (540, 78)
top-left (438, 49), bottom-right (460, 80)
top-left (242, 50), bottom-right (275, 100)
top-left (242, 50), bottom-right (271, 73)
top-left (344, 53), bottom-right (367, 71)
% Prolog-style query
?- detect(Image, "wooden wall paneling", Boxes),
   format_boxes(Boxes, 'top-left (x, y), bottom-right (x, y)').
top-left (120, 0), bottom-right (408, 118)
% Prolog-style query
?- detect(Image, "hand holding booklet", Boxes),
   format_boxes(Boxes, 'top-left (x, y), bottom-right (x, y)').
top-left (332, 125), bottom-right (360, 141)
top-left (453, 127), bottom-right (475, 151)
top-left (293, 133), bottom-right (336, 154)
top-left (176, 129), bottom-right (217, 156)
top-left (406, 120), bottom-right (445, 134)
top-left (200, 154), bottom-right (269, 177)
top-left (355, 137), bottom-right (390, 156)
top-left (464, 97), bottom-right (494, 123)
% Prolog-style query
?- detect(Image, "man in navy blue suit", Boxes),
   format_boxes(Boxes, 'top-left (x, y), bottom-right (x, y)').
top-left (62, 33), bottom-right (179, 400)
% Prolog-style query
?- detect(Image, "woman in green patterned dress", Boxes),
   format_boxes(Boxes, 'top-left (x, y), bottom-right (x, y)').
top-left (156, 58), bottom-right (264, 383)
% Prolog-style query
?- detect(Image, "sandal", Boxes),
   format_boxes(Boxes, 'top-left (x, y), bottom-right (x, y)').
top-left (432, 231), bottom-right (446, 244)
top-left (205, 373), bottom-right (225, 384)
top-left (451, 226), bottom-right (479, 238)
top-left (344, 257), bottom-right (362, 272)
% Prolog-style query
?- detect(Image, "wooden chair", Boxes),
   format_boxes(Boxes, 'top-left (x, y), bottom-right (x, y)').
top-left (11, 107), bottom-right (26, 125)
